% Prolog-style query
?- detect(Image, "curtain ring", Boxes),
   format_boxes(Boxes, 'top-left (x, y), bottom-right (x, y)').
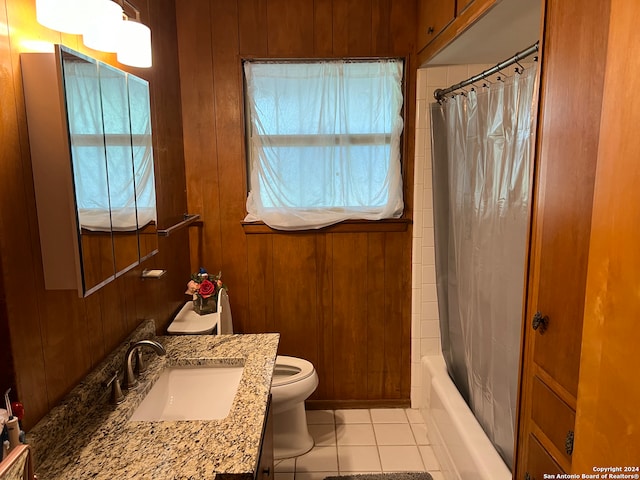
top-left (495, 66), bottom-right (508, 82)
top-left (514, 59), bottom-right (524, 74)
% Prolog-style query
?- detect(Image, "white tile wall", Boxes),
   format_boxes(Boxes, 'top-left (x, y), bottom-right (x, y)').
top-left (410, 64), bottom-right (495, 407)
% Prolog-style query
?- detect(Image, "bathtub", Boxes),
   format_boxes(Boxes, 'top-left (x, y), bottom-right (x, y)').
top-left (419, 355), bottom-right (511, 480)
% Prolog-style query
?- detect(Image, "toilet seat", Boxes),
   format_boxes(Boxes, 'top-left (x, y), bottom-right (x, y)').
top-left (272, 355), bottom-right (315, 387)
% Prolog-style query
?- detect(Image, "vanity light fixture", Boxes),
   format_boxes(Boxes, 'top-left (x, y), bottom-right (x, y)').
top-left (82, 0), bottom-right (123, 53)
top-left (35, 0), bottom-right (152, 68)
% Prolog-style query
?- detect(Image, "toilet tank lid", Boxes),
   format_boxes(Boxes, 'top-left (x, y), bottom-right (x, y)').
top-left (167, 302), bottom-right (219, 334)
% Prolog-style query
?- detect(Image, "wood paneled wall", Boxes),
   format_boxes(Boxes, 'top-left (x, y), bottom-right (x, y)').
top-left (176, 0), bottom-right (417, 405)
top-left (0, 0), bottom-right (191, 429)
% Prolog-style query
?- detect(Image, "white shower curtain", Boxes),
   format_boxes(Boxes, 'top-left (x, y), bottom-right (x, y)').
top-left (430, 65), bottom-right (537, 469)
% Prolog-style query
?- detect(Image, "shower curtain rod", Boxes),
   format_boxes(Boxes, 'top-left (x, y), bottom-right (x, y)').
top-left (433, 41), bottom-right (539, 102)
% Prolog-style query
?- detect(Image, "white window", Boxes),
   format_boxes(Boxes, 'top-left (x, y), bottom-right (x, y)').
top-left (243, 59), bottom-right (405, 230)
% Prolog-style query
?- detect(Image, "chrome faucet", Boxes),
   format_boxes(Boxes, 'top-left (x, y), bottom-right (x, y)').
top-left (125, 339), bottom-right (166, 390)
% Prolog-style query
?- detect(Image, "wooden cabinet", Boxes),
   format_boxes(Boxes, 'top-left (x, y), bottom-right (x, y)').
top-left (515, 0), bottom-right (612, 477)
top-left (415, 0), bottom-right (640, 474)
top-left (417, 0), bottom-right (455, 51)
top-left (21, 45), bottom-right (158, 297)
top-left (255, 395), bottom-right (274, 480)
top-left (417, 0), bottom-right (497, 63)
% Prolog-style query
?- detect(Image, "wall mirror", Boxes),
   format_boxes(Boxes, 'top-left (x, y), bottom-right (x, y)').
top-left (21, 45), bottom-right (158, 297)
top-left (127, 73), bottom-right (158, 260)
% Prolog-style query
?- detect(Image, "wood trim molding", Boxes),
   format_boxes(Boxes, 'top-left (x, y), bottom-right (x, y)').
top-left (306, 399), bottom-right (411, 410)
top-left (241, 218), bottom-right (411, 234)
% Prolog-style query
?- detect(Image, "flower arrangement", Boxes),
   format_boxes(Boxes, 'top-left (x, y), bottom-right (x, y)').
top-left (185, 268), bottom-right (225, 315)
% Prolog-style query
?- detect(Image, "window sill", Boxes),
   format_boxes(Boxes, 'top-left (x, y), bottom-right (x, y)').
top-left (241, 218), bottom-right (411, 234)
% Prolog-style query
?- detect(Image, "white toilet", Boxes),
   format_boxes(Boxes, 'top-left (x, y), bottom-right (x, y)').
top-left (270, 355), bottom-right (318, 458)
top-left (167, 288), bottom-right (319, 459)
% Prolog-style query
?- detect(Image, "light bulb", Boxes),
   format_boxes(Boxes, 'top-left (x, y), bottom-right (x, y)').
top-left (82, 0), bottom-right (123, 53)
top-left (36, 0), bottom-right (97, 35)
top-left (117, 20), bottom-right (152, 68)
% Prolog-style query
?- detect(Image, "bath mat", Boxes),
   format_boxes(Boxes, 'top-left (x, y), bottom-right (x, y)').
top-left (325, 473), bottom-right (433, 480)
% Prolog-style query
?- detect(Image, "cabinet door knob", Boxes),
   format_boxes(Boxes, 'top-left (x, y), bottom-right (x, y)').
top-left (532, 311), bottom-right (549, 332)
top-left (427, 26), bottom-right (435, 34)
top-left (524, 473), bottom-right (532, 480)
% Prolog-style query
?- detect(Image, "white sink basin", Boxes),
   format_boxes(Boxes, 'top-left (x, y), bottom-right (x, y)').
top-left (129, 365), bottom-right (244, 421)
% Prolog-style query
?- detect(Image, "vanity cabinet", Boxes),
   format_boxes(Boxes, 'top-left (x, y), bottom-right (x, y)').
top-left (256, 395), bottom-right (274, 480)
top-left (21, 45), bottom-right (158, 297)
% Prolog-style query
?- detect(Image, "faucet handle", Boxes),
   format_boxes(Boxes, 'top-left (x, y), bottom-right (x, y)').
top-left (106, 371), bottom-right (124, 404)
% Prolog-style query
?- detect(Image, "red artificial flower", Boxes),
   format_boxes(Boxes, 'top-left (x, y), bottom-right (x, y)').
top-left (198, 279), bottom-right (215, 298)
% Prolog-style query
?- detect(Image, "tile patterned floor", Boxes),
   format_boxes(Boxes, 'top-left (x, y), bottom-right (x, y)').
top-left (274, 408), bottom-right (445, 480)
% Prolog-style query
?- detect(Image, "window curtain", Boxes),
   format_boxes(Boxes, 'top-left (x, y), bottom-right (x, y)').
top-left (430, 65), bottom-right (537, 469)
top-left (244, 60), bottom-right (404, 230)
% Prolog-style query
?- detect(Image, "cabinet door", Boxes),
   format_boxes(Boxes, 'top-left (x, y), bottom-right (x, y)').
top-left (127, 75), bottom-right (158, 261)
top-left (417, 0), bottom-right (455, 51)
top-left (525, 434), bottom-right (564, 480)
top-left (61, 50), bottom-right (117, 292)
top-left (98, 62), bottom-right (140, 275)
top-left (527, 0), bottom-right (609, 403)
top-left (531, 378), bottom-right (575, 468)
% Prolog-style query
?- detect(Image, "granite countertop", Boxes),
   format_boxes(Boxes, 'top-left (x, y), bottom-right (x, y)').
top-left (28, 325), bottom-right (279, 480)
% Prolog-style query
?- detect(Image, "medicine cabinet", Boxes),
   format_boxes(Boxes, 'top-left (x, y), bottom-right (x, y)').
top-left (21, 45), bottom-right (158, 297)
